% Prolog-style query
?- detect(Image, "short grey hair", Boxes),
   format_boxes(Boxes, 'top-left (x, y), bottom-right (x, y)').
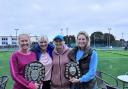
top-left (38, 35), bottom-right (49, 43)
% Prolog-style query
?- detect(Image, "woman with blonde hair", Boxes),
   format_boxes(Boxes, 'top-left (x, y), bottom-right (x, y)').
top-left (10, 34), bottom-right (39, 89)
top-left (68, 31), bottom-right (98, 89)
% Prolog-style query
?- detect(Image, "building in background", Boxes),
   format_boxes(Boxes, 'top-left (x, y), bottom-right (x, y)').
top-left (0, 36), bottom-right (39, 46)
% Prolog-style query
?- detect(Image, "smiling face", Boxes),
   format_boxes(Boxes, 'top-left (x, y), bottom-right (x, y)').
top-left (39, 36), bottom-right (48, 52)
top-left (77, 34), bottom-right (87, 49)
top-left (54, 39), bottom-right (64, 50)
top-left (18, 34), bottom-right (30, 51)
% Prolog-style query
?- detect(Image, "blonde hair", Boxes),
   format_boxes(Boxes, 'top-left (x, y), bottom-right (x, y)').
top-left (18, 34), bottom-right (30, 48)
top-left (18, 34), bottom-right (30, 42)
top-left (77, 31), bottom-right (90, 48)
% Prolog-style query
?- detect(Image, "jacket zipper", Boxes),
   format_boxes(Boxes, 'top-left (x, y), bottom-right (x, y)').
top-left (59, 55), bottom-right (62, 87)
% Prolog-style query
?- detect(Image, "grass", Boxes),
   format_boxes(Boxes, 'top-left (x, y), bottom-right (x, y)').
top-left (97, 50), bottom-right (128, 88)
top-left (0, 50), bottom-right (128, 89)
top-left (98, 50), bottom-right (128, 74)
top-left (0, 52), bottom-right (12, 89)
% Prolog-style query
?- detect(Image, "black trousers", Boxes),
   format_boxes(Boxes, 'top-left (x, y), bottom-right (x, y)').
top-left (42, 80), bottom-right (51, 89)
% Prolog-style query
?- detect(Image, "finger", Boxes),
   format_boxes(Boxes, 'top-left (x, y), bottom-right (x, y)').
top-left (69, 79), bottom-right (72, 82)
top-left (70, 78), bottom-right (74, 81)
top-left (35, 83), bottom-right (40, 88)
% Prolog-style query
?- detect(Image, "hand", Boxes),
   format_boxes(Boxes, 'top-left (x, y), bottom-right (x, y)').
top-left (69, 77), bottom-right (80, 83)
top-left (34, 83), bottom-right (40, 89)
top-left (28, 82), bottom-right (37, 89)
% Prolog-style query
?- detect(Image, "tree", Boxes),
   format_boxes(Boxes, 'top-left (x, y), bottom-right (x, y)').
top-left (64, 35), bottom-right (76, 47)
top-left (120, 39), bottom-right (125, 47)
top-left (90, 31), bottom-right (115, 47)
top-left (103, 33), bottom-right (115, 46)
top-left (111, 40), bottom-right (121, 47)
top-left (90, 31), bottom-right (104, 46)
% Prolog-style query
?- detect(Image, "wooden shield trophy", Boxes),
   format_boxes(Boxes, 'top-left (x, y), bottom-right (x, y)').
top-left (65, 62), bottom-right (81, 79)
top-left (24, 61), bottom-right (45, 89)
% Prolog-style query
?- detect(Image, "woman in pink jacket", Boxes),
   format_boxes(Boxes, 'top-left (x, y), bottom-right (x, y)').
top-left (51, 35), bottom-right (70, 89)
top-left (9, 34), bottom-right (39, 89)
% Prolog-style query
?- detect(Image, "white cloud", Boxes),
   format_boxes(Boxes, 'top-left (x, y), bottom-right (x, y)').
top-left (0, 0), bottom-right (128, 40)
top-left (88, 4), bottom-right (102, 12)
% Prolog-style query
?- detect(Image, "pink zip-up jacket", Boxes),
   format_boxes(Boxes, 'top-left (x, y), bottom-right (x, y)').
top-left (9, 51), bottom-right (36, 89)
top-left (51, 45), bottom-right (71, 88)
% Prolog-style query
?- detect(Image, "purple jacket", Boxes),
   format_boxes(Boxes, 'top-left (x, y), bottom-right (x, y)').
top-left (9, 51), bottom-right (36, 89)
top-left (51, 45), bottom-right (70, 88)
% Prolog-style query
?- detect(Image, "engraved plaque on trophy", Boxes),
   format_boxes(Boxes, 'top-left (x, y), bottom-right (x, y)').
top-left (65, 62), bottom-right (81, 79)
top-left (24, 61), bottom-right (45, 83)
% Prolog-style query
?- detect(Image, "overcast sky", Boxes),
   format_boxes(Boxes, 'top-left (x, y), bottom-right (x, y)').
top-left (0, 0), bottom-right (128, 41)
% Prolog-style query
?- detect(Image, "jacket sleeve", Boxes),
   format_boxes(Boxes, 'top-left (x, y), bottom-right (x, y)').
top-left (30, 43), bottom-right (40, 60)
top-left (9, 53), bottom-right (30, 88)
top-left (47, 43), bottom-right (54, 58)
top-left (79, 50), bottom-right (98, 82)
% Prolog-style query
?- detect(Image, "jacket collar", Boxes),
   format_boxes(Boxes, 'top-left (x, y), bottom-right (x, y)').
top-left (53, 45), bottom-right (69, 55)
top-left (68, 46), bottom-right (91, 61)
